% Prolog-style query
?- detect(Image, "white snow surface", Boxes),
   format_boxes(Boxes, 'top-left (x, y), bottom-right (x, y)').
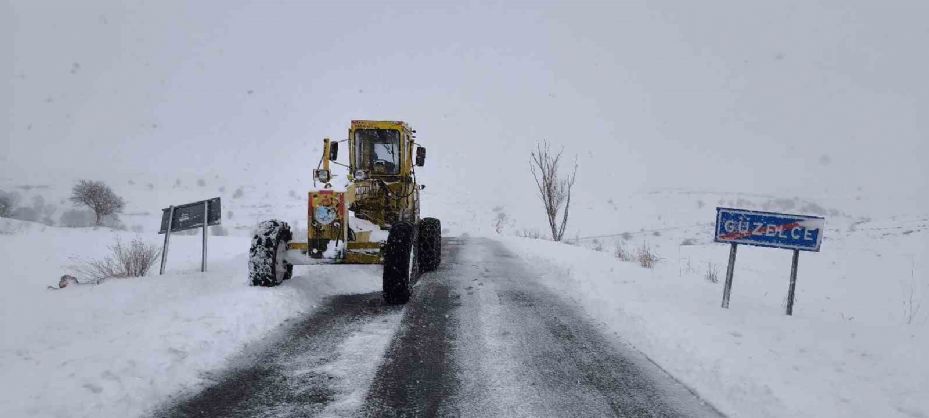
top-left (1, 182), bottom-right (926, 417)
top-left (499, 216), bottom-right (929, 418)
top-left (0, 223), bottom-right (380, 418)
top-left (316, 315), bottom-right (402, 417)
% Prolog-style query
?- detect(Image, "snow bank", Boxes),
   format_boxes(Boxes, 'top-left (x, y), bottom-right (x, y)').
top-left (0, 223), bottom-right (381, 417)
top-left (499, 230), bottom-right (929, 418)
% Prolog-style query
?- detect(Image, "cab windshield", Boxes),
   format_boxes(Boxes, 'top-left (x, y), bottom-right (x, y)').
top-left (354, 129), bottom-right (401, 175)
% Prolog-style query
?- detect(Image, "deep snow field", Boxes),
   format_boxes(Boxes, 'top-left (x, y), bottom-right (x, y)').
top-left (0, 176), bottom-right (927, 417)
top-left (504, 216), bottom-right (929, 417)
top-left (0, 220), bottom-right (384, 417)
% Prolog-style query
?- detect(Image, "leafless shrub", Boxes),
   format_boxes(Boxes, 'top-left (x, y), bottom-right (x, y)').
top-left (530, 140), bottom-right (577, 241)
top-left (591, 239), bottom-right (604, 252)
top-left (197, 179), bottom-right (206, 187)
top-left (70, 180), bottom-right (125, 226)
top-left (233, 187), bottom-right (244, 199)
top-left (620, 232), bottom-right (632, 241)
top-left (652, 231), bottom-right (661, 237)
top-left (492, 206), bottom-right (508, 234)
top-left (680, 238), bottom-right (697, 246)
top-left (615, 243), bottom-right (634, 262)
top-left (705, 262), bottom-right (719, 283)
top-left (903, 263), bottom-right (923, 325)
top-left (76, 238), bottom-right (161, 283)
top-left (516, 229), bottom-right (542, 239)
top-left (637, 242), bottom-right (659, 269)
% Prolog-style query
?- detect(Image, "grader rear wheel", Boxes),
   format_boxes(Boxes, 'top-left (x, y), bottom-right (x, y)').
top-left (418, 217), bottom-right (441, 272)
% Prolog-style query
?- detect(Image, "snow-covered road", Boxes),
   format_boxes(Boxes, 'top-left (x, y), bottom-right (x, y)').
top-left (157, 237), bottom-right (721, 417)
top-left (156, 291), bottom-right (403, 417)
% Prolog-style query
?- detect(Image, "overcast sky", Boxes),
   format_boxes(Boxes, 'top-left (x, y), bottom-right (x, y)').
top-left (3, 0), bottom-right (927, 217)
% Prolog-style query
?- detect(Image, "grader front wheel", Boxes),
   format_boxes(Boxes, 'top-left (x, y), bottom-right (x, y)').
top-left (248, 220), bottom-right (294, 287)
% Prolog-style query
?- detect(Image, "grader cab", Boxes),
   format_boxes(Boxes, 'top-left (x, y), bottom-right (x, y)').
top-left (248, 120), bottom-right (441, 304)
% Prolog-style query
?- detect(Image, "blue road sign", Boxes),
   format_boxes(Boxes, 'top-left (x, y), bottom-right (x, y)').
top-left (715, 207), bottom-right (825, 252)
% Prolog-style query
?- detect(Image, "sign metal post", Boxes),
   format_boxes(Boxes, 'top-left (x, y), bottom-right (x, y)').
top-left (160, 206), bottom-right (175, 275)
top-left (202, 200), bottom-right (209, 272)
top-left (721, 243), bottom-right (738, 309)
top-left (786, 249), bottom-right (800, 315)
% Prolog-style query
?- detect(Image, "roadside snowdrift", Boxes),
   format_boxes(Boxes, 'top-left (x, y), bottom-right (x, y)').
top-left (0, 223), bottom-right (380, 417)
top-left (500, 217), bottom-right (929, 418)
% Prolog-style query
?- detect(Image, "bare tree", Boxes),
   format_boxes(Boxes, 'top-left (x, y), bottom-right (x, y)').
top-left (70, 180), bottom-right (125, 226)
top-left (530, 140), bottom-right (577, 241)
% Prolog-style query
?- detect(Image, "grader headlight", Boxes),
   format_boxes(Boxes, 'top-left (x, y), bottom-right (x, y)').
top-left (314, 169), bottom-right (331, 183)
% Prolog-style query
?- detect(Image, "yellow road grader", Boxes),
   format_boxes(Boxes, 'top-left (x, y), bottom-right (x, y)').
top-left (248, 120), bottom-right (441, 304)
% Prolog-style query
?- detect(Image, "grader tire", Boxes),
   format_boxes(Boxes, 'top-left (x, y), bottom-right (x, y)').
top-left (418, 217), bottom-right (441, 272)
top-left (383, 222), bottom-right (415, 305)
top-left (249, 220), bottom-right (293, 287)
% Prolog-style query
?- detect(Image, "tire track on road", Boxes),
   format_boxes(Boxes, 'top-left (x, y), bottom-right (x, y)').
top-left (155, 291), bottom-right (402, 418)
